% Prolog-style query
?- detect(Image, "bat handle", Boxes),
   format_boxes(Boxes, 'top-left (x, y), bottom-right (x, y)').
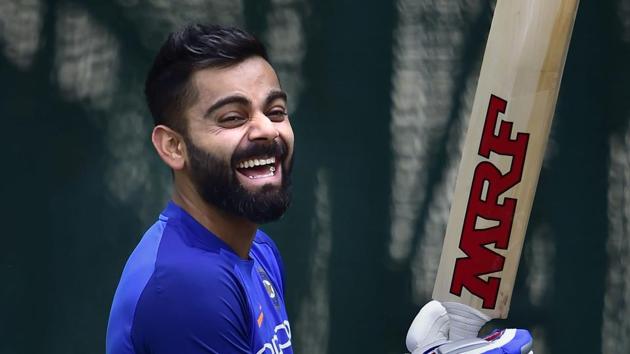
top-left (442, 302), bottom-right (491, 340)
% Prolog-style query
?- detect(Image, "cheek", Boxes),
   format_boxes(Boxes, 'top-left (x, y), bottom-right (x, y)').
top-left (193, 134), bottom-right (242, 163)
top-left (279, 123), bottom-right (295, 153)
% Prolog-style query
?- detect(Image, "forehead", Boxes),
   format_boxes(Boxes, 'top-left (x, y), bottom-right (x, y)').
top-left (190, 56), bottom-right (282, 102)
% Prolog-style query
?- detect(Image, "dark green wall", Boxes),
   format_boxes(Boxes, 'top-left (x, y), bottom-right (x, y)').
top-left (2, 0), bottom-right (629, 353)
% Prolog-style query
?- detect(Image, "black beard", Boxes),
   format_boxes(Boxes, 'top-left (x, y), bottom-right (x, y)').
top-left (184, 136), bottom-right (292, 224)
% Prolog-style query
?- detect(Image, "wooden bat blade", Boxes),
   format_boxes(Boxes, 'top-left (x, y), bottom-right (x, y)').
top-left (432, 0), bottom-right (579, 319)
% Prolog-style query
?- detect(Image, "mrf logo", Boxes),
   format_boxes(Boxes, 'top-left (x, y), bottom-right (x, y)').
top-left (450, 94), bottom-right (529, 309)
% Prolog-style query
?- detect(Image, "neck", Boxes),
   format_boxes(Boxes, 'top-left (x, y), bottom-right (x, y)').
top-left (172, 175), bottom-right (257, 259)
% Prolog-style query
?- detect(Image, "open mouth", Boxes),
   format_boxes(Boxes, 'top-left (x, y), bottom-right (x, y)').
top-left (235, 156), bottom-right (279, 179)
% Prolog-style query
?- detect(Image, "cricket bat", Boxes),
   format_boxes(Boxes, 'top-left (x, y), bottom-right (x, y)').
top-left (432, 0), bottom-right (579, 320)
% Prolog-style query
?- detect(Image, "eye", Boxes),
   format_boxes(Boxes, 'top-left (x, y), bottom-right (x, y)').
top-left (218, 114), bottom-right (247, 128)
top-left (267, 109), bottom-right (288, 122)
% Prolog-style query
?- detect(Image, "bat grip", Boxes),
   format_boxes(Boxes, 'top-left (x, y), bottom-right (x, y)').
top-left (442, 302), bottom-right (491, 341)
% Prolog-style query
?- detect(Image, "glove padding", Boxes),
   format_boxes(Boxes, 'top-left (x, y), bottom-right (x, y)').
top-left (406, 300), bottom-right (533, 354)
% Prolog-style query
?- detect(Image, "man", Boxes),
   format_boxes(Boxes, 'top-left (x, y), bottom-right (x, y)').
top-left (107, 23), bottom-right (531, 354)
top-left (107, 24), bottom-right (294, 354)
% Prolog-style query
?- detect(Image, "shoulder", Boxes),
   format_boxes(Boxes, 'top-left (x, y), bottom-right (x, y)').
top-left (149, 239), bottom-right (248, 303)
top-left (252, 229), bottom-right (281, 258)
top-left (130, 235), bottom-right (253, 352)
top-left (106, 218), bottom-right (169, 354)
top-left (137, 225), bottom-right (251, 319)
top-left (251, 230), bottom-right (286, 292)
top-left (108, 215), bottom-right (255, 354)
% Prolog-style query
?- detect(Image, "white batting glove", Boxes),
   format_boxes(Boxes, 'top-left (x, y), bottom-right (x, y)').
top-left (406, 300), bottom-right (533, 354)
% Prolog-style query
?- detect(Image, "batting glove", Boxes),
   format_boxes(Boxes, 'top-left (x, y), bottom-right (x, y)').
top-left (406, 300), bottom-right (533, 354)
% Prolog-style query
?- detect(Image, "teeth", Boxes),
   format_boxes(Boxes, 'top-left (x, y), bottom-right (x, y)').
top-left (247, 169), bottom-right (276, 179)
top-left (237, 157), bottom-right (277, 169)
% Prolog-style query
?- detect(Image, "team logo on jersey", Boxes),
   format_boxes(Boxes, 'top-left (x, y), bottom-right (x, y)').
top-left (257, 267), bottom-right (280, 308)
top-left (263, 280), bottom-right (276, 299)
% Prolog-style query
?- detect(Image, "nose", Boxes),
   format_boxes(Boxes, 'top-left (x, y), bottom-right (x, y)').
top-left (248, 112), bottom-right (279, 141)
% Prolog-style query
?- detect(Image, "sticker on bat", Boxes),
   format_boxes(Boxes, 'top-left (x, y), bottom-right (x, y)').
top-left (449, 94), bottom-right (530, 309)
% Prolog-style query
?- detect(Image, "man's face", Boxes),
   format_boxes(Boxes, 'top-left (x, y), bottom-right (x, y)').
top-left (182, 56), bottom-right (295, 224)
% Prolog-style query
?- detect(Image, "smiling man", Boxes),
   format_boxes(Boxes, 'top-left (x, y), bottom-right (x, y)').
top-left (106, 24), bottom-right (294, 354)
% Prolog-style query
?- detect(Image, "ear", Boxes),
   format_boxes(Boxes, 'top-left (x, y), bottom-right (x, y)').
top-left (151, 125), bottom-right (186, 171)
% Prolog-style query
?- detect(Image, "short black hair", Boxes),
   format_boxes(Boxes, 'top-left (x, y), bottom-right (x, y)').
top-left (144, 24), bottom-right (269, 133)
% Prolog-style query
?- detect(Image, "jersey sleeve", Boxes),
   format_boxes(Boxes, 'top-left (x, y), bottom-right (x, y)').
top-left (130, 261), bottom-right (253, 354)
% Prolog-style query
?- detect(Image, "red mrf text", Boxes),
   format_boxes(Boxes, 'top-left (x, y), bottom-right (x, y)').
top-left (449, 94), bottom-right (530, 309)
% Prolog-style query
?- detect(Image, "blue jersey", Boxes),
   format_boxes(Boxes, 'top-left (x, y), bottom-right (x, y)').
top-left (106, 202), bottom-right (293, 354)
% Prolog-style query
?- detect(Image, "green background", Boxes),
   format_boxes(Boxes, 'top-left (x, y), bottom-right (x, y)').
top-left (2, 0), bottom-right (629, 353)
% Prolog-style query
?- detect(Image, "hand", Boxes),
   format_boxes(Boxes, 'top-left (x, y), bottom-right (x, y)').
top-left (405, 300), bottom-right (533, 354)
